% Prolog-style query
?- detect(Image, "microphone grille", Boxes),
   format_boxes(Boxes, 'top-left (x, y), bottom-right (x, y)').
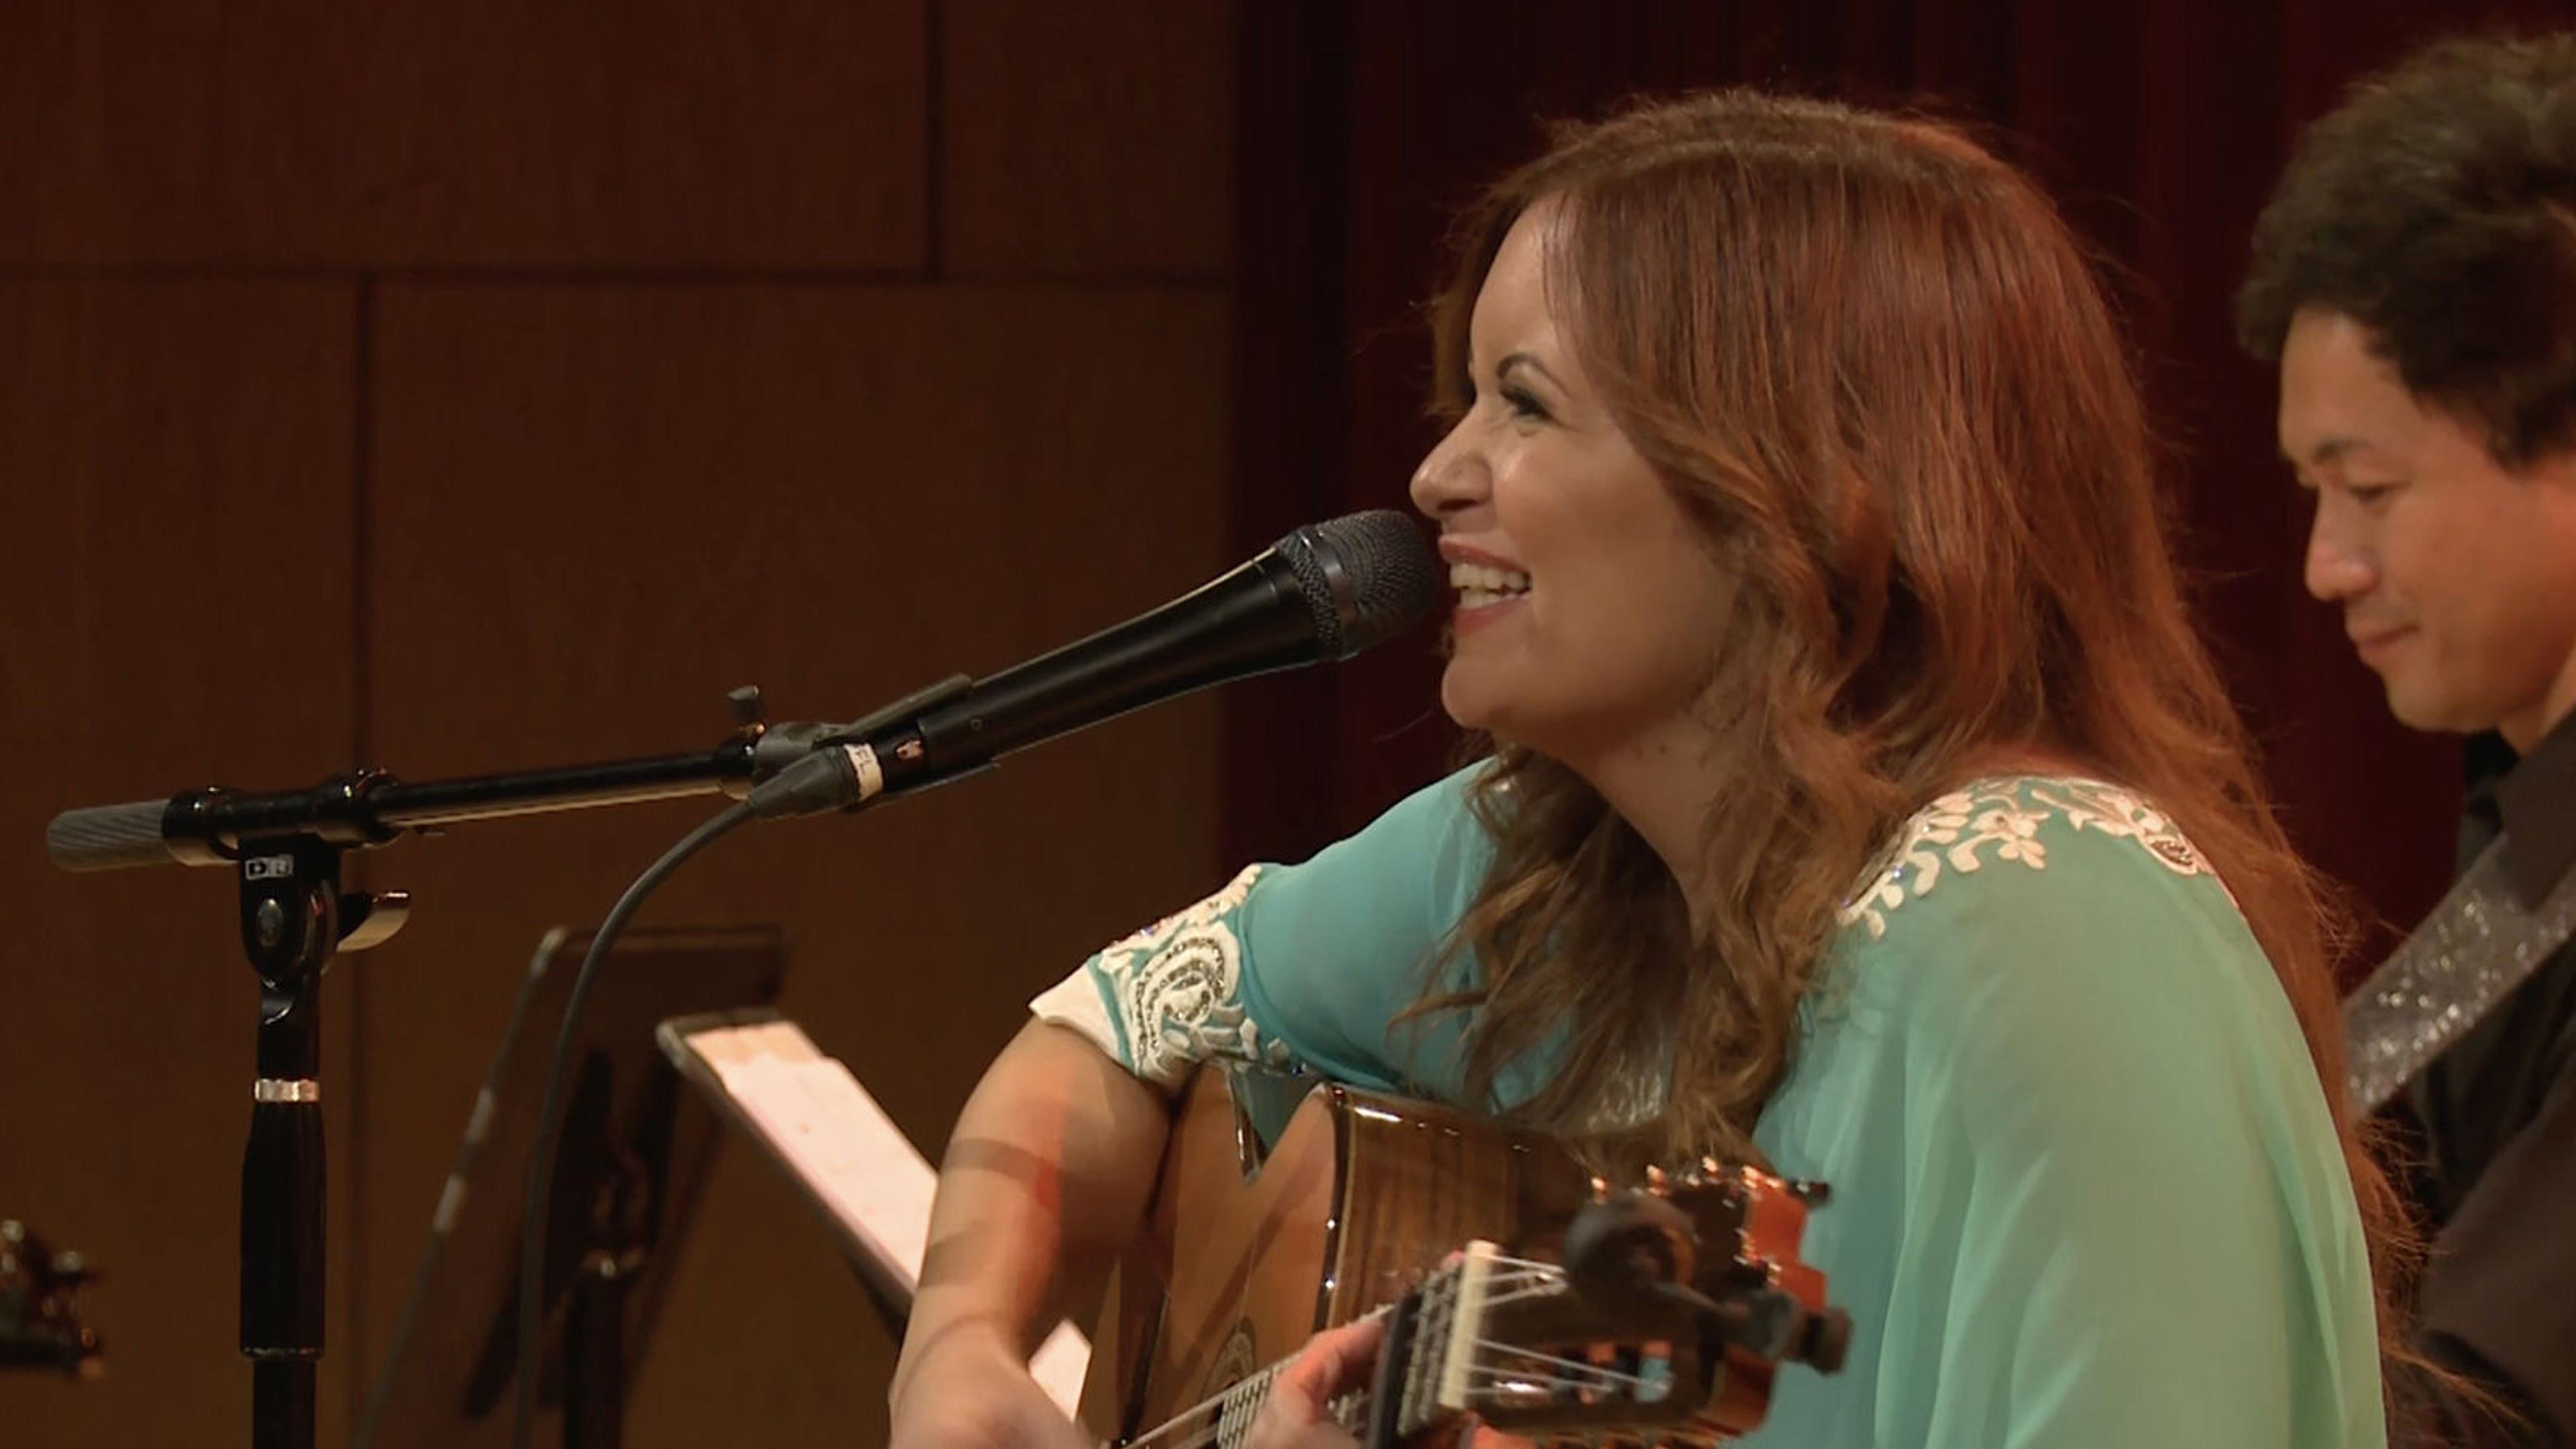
top-left (1275, 510), bottom-right (1442, 659)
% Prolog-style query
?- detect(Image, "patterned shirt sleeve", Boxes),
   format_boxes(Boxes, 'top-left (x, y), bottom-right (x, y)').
top-left (1028, 865), bottom-right (1289, 1089)
top-left (1028, 765), bottom-right (1495, 1093)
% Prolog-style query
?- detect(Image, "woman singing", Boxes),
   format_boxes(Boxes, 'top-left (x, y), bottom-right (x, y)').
top-left (890, 91), bottom-right (2406, 1448)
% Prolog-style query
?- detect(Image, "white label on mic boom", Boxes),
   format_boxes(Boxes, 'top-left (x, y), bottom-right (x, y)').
top-left (842, 743), bottom-right (885, 802)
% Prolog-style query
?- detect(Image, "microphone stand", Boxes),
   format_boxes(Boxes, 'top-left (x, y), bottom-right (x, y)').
top-left (240, 833), bottom-right (385, 1449)
top-left (50, 509), bottom-right (1434, 1449)
top-left (51, 679), bottom-right (971, 1449)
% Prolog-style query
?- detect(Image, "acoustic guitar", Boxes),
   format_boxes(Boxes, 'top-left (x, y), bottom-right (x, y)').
top-left (1078, 1071), bottom-right (1848, 1446)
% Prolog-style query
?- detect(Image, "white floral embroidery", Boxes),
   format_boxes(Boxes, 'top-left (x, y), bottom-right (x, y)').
top-left (2025, 779), bottom-right (2212, 878)
top-left (1835, 777), bottom-right (2214, 940)
top-left (1088, 865), bottom-right (1293, 1083)
top-left (1096, 863), bottom-right (1261, 958)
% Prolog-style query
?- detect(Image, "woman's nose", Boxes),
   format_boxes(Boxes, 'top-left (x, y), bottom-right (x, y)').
top-left (1409, 418), bottom-right (1488, 520)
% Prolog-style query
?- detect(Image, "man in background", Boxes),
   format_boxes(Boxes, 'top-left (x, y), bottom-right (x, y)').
top-left (2238, 32), bottom-right (2576, 1446)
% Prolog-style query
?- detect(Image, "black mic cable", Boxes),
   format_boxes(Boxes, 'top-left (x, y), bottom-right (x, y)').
top-left (510, 801), bottom-right (750, 1449)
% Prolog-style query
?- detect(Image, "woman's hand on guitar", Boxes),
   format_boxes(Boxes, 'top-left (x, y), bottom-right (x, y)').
top-left (1248, 1318), bottom-right (1530, 1449)
top-left (887, 1326), bottom-right (1088, 1449)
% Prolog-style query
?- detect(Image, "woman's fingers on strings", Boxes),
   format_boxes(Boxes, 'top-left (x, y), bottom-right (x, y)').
top-left (1246, 1318), bottom-right (1388, 1449)
top-left (1286, 1316), bottom-right (1389, 1401)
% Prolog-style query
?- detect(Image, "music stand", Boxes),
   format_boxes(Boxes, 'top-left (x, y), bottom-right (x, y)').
top-left (356, 924), bottom-right (787, 1449)
top-left (653, 1010), bottom-right (916, 1338)
top-left (654, 1011), bottom-right (1091, 1411)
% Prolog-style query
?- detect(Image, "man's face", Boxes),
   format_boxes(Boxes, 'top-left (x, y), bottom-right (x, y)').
top-left (2278, 307), bottom-right (2576, 750)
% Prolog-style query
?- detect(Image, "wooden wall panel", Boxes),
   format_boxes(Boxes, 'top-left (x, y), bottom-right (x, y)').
top-left (941, 0), bottom-right (1233, 278)
top-left (0, 280), bottom-right (358, 1444)
top-left (1, 2), bottom-right (1241, 1441)
top-left (0, 1), bottom-right (929, 270)
top-left (357, 282), bottom-right (1228, 1444)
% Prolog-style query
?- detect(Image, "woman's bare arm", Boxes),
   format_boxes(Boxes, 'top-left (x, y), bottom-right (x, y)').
top-left (888, 1020), bottom-right (1171, 1445)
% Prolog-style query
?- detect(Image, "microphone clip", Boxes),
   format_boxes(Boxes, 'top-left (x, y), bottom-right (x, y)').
top-left (740, 673), bottom-right (977, 819)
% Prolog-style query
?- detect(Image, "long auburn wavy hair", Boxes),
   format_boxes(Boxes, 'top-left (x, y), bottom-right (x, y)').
top-left (1410, 90), bottom-right (2422, 1369)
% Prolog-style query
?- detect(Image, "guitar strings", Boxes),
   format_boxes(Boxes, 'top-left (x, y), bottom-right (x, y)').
top-left (1479, 1280), bottom-right (1580, 1309)
top-left (1106, 1258), bottom-right (1576, 1449)
top-left (1114, 1370), bottom-right (1275, 1449)
top-left (1464, 1342), bottom-right (1662, 1394)
top-left (1104, 1331), bottom-right (1667, 1449)
top-left (1112, 1351), bottom-right (1670, 1449)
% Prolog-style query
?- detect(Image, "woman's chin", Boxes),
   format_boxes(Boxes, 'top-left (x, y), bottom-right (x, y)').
top-left (1438, 666), bottom-right (1503, 736)
top-left (1440, 663), bottom-right (1542, 744)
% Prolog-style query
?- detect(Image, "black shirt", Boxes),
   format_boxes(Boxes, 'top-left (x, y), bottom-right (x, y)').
top-left (2392, 716), bottom-right (2576, 1446)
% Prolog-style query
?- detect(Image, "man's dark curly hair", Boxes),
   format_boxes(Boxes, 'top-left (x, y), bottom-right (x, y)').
top-left (2237, 33), bottom-right (2576, 466)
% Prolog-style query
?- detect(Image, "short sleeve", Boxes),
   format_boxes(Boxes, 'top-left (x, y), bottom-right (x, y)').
top-left (1752, 781), bottom-right (2385, 1447)
top-left (1030, 764), bottom-right (1493, 1095)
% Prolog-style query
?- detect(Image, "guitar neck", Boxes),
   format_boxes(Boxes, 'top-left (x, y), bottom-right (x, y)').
top-left (1122, 1342), bottom-right (1381, 1449)
top-left (1123, 1269), bottom-right (1466, 1449)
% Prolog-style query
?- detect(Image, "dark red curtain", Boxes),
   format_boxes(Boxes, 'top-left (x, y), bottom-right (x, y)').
top-left (1226, 0), bottom-right (2576, 965)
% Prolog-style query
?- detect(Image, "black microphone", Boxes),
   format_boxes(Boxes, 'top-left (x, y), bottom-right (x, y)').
top-left (746, 509), bottom-right (1441, 818)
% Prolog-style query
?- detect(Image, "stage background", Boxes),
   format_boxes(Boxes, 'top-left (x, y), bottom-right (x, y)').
top-left (2, 2), bottom-right (2560, 1444)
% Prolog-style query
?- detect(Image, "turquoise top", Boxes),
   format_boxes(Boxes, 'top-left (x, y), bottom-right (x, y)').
top-left (1031, 768), bottom-right (2386, 1446)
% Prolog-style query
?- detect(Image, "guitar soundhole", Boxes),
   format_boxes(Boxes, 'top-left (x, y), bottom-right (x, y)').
top-left (1204, 1318), bottom-right (1258, 1396)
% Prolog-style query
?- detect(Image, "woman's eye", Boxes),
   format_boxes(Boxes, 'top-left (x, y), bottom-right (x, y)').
top-left (1501, 385), bottom-right (1550, 422)
top-left (2346, 482), bottom-right (2399, 507)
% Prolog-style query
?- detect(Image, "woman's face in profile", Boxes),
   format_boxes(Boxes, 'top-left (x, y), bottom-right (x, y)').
top-left (1409, 198), bottom-right (1735, 765)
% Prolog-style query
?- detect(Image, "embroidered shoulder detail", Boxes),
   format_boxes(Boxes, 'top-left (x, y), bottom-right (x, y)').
top-left (2024, 779), bottom-right (2212, 877)
top-left (1091, 865), bottom-right (1294, 1082)
top-left (1835, 777), bottom-right (2213, 941)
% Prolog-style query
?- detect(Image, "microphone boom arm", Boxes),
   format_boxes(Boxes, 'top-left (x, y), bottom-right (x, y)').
top-left (42, 676), bottom-right (977, 873)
